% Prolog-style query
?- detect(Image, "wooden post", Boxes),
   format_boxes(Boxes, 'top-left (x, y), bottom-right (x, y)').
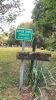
top-left (30, 37), bottom-right (37, 85)
top-left (19, 41), bottom-right (25, 89)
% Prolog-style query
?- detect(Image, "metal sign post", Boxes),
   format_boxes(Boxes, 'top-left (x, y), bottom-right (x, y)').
top-left (19, 41), bottom-right (25, 89)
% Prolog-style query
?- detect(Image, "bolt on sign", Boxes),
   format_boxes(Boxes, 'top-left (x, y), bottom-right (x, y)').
top-left (15, 28), bottom-right (32, 41)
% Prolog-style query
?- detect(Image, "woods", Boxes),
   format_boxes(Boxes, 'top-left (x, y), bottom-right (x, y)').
top-left (32, 0), bottom-right (56, 50)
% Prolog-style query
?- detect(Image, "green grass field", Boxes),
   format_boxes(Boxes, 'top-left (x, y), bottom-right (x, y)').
top-left (0, 47), bottom-right (56, 99)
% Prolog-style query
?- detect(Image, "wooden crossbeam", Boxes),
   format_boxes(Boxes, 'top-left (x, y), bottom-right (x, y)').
top-left (16, 52), bottom-right (51, 61)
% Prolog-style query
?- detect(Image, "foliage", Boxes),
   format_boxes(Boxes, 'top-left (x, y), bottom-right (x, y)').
top-left (32, 61), bottom-right (55, 95)
top-left (32, 0), bottom-right (56, 50)
top-left (19, 22), bottom-right (31, 28)
top-left (0, 0), bottom-right (22, 31)
top-left (32, 0), bottom-right (56, 25)
top-left (51, 33), bottom-right (56, 50)
top-left (7, 27), bottom-right (20, 46)
top-left (36, 33), bottom-right (44, 48)
top-left (0, 35), bottom-right (4, 46)
top-left (19, 22), bottom-right (36, 33)
top-left (24, 49), bottom-right (56, 96)
top-left (0, 33), bottom-right (8, 46)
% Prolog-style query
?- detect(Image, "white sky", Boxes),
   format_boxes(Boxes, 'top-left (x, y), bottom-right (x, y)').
top-left (15, 0), bottom-right (34, 26)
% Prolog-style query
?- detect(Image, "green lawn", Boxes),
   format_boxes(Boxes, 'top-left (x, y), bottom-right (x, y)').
top-left (0, 47), bottom-right (23, 99)
top-left (0, 48), bottom-right (21, 89)
top-left (0, 47), bottom-right (56, 99)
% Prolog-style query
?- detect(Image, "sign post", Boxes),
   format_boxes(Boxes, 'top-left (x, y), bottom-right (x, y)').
top-left (19, 41), bottom-right (25, 89)
top-left (15, 28), bottom-right (32, 89)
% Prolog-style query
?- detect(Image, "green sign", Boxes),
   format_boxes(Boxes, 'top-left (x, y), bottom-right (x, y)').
top-left (15, 28), bottom-right (32, 41)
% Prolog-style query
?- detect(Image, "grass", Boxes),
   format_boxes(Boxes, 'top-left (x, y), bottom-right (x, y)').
top-left (0, 47), bottom-right (56, 99)
top-left (0, 48), bottom-right (21, 89)
top-left (0, 47), bottom-right (22, 99)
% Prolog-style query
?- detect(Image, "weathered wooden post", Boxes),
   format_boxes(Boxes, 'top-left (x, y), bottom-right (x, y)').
top-left (30, 36), bottom-right (37, 85)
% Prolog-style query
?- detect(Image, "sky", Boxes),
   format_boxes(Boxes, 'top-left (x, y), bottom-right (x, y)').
top-left (15, 0), bottom-right (34, 26)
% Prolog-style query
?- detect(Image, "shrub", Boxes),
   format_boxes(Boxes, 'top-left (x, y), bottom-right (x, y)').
top-left (32, 61), bottom-right (55, 95)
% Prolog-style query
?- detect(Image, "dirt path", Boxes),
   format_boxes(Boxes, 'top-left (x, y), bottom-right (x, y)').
top-left (1, 86), bottom-right (56, 100)
top-left (0, 87), bottom-right (33, 100)
top-left (20, 87), bottom-right (33, 100)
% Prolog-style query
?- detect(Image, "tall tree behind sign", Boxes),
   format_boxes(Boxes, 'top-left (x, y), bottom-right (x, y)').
top-left (32, 0), bottom-right (56, 50)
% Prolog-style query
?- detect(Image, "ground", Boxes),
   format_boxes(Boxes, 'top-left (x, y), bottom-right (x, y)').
top-left (0, 87), bottom-right (33, 100)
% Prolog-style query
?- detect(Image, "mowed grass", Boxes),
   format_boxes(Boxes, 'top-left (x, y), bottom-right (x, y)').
top-left (0, 47), bottom-right (56, 99)
top-left (0, 48), bottom-right (22, 99)
top-left (0, 47), bottom-right (22, 90)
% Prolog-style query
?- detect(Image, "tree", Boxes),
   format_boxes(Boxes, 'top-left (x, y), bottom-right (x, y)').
top-left (51, 33), bottom-right (56, 50)
top-left (19, 22), bottom-right (31, 28)
top-left (0, 35), bottom-right (4, 46)
top-left (32, 0), bottom-right (56, 32)
top-left (0, 0), bottom-right (22, 31)
top-left (32, 0), bottom-right (56, 49)
top-left (42, 0), bottom-right (56, 24)
top-left (7, 27), bottom-right (20, 46)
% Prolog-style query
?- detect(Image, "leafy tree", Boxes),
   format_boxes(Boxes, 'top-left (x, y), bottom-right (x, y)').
top-left (0, 35), bottom-right (4, 46)
top-left (32, 0), bottom-right (56, 25)
top-left (7, 27), bottom-right (20, 46)
top-left (19, 22), bottom-right (31, 28)
top-left (51, 33), bottom-right (56, 50)
top-left (0, 0), bottom-right (22, 31)
top-left (32, 0), bottom-right (56, 49)
top-left (19, 22), bottom-right (37, 33)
